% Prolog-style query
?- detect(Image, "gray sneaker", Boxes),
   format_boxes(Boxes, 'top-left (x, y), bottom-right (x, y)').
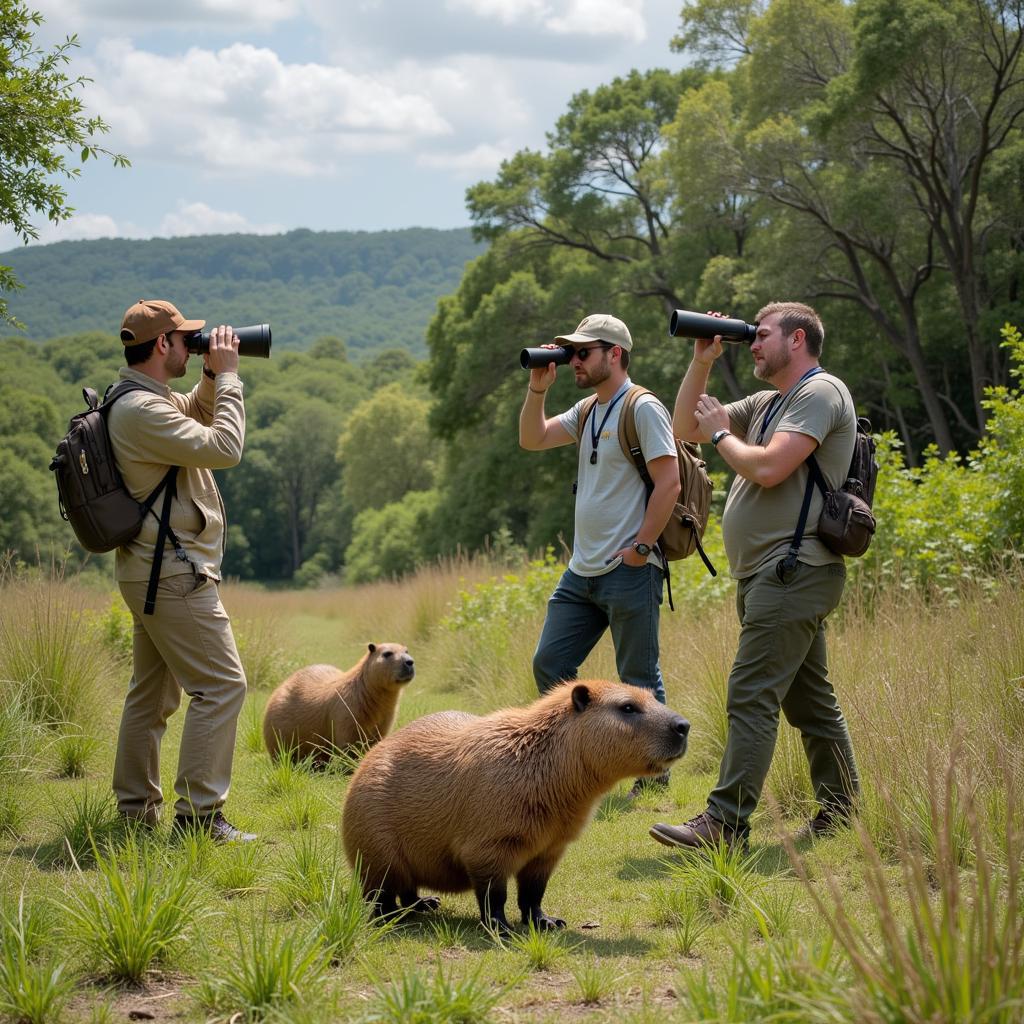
top-left (172, 811), bottom-right (256, 844)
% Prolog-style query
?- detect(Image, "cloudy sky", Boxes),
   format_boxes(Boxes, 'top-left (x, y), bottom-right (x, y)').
top-left (0, 0), bottom-right (690, 252)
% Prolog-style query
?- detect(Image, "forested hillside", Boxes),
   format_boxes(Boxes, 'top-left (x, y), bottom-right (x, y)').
top-left (0, 228), bottom-right (481, 355)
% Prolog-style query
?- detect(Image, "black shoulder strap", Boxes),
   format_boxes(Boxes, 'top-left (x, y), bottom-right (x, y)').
top-left (776, 455), bottom-right (829, 580)
top-left (143, 466), bottom-right (182, 616)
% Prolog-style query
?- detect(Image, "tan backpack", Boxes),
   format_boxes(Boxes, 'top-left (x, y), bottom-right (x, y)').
top-left (578, 385), bottom-right (716, 606)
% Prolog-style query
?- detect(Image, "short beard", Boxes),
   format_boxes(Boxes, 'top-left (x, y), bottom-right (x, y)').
top-left (575, 354), bottom-right (611, 390)
top-left (754, 347), bottom-right (790, 381)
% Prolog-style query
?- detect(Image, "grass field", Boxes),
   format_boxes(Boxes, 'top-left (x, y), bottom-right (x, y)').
top-left (0, 553), bottom-right (1021, 1023)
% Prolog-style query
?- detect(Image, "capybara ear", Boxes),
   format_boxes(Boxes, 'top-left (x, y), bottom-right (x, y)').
top-left (367, 642), bottom-right (377, 654)
top-left (571, 684), bottom-right (591, 713)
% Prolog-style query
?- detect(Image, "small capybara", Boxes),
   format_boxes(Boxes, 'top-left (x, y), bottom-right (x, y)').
top-left (342, 679), bottom-right (689, 931)
top-left (263, 642), bottom-right (414, 763)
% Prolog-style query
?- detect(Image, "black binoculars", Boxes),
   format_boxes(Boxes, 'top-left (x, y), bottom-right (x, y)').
top-left (185, 323), bottom-right (272, 358)
top-left (669, 310), bottom-right (756, 344)
top-left (520, 345), bottom-right (574, 369)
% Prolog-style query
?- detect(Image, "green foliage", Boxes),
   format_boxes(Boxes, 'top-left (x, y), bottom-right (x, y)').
top-left (0, 1), bottom-right (128, 324)
top-left (853, 325), bottom-right (1024, 595)
top-left (59, 841), bottom-right (203, 982)
top-left (52, 787), bottom-right (122, 869)
top-left (338, 383), bottom-right (437, 514)
top-left (501, 922), bottom-right (577, 972)
top-left (790, 747), bottom-right (1024, 1022)
top-left (197, 912), bottom-right (327, 1022)
top-left (678, 933), bottom-right (841, 1021)
top-left (441, 548), bottom-right (564, 637)
top-left (0, 895), bottom-right (72, 1024)
top-left (344, 489), bottom-right (442, 584)
top-left (363, 959), bottom-right (512, 1024)
top-left (309, 866), bottom-right (390, 965)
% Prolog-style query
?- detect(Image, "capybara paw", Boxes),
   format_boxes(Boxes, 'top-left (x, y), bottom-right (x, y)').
top-left (406, 895), bottom-right (441, 913)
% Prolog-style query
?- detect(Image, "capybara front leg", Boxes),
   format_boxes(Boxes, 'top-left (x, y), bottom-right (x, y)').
top-left (516, 856), bottom-right (566, 930)
top-left (472, 875), bottom-right (512, 933)
top-left (369, 886), bottom-right (400, 920)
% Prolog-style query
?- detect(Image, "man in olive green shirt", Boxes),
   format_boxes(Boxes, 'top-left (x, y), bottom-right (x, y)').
top-left (651, 301), bottom-right (860, 850)
top-left (109, 299), bottom-right (254, 843)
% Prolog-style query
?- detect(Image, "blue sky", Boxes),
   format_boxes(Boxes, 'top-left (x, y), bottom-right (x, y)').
top-left (0, 0), bottom-right (690, 251)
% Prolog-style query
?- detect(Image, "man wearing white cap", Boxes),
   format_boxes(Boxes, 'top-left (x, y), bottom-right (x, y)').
top-left (108, 299), bottom-right (254, 843)
top-left (520, 314), bottom-right (680, 796)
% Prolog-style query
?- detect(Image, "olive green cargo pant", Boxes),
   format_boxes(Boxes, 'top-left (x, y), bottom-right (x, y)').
top-left (113, 573), bottom-right (247, 823)
top-left (707, 560), bottom-right (859, 833)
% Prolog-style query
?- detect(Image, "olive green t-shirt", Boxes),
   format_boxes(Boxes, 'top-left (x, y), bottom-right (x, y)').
top-left (721, 372), bottom-right (856, 579)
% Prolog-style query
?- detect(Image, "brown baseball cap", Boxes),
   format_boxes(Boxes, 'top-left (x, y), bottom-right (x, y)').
top-left (554, 313), bottom-right (633, 351)
top-left (119, 299), bottom-right (205, 345)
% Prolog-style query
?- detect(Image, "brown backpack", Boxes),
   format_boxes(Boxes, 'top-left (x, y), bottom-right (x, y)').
top-left (578, 385), bottom-right (717, 606)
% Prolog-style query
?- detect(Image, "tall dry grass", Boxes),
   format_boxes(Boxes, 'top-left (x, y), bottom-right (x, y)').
top-left (0, 557), bottom-right (109, 730)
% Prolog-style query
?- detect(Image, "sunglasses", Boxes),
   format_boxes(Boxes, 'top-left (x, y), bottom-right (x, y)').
top-left (569, 343), bottom-right (612, 362)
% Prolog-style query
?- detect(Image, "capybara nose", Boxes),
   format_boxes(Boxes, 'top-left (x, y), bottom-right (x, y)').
top-left (672, 716), bottom-right (690, 738)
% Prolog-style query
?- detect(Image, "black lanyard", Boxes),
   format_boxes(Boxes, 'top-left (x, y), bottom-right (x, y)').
top-left (589, 381), bottom-right (631, 464)
top-left (756, 367), bottom-right (822, 445)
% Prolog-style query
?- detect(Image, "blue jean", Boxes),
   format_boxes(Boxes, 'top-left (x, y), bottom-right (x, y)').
top-left (532, 563), bottom-right (666, 704)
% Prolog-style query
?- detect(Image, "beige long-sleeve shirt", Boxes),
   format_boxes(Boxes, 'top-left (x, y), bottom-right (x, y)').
top-left (107, 367), bottom-right (245, 583)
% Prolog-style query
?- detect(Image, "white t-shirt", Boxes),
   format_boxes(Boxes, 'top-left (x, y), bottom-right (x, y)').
top-left (559, 381), bottom-right (677, 576)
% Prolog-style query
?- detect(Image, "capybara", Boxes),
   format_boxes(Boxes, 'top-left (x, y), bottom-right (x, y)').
top-left (342, 679), bottom-right (689, 931)
top-left (263, 642), bottom-right (414, 763)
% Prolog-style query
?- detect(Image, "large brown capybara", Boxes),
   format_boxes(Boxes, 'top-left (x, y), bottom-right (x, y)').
top-left (263, 642), bottom-right (414, 763)
top-left (342, 679), bottom-right (689, 932)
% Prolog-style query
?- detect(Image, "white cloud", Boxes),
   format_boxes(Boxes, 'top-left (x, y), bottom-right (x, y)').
top-left (417, 140), bottom-right (518, 175)
top-left (443, 0), bottom-right (646, 40)
top-left (0, 203), bottom-right (286, 252)
top-left (0, 213), bottom-right (144, 252)
top-left (546, 0), bottom-right (646, 41)
top-left (444, 0), bottom-right (548, 25)
top-left (84, 40), bottom-right (452, 176)
top-left (159, 201), bottom-right (284, 236)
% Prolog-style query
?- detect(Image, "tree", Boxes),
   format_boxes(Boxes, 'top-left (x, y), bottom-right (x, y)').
top-left (337, 384), bottom-right (436, 514)
top-left (465, 68), bottom-right (749, 399)
top-left (0, 1), bottom-right (129, 323)
top-left (675, 0), bottom-right (1024, 449)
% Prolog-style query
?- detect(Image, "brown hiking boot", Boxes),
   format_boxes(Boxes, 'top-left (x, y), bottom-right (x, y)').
top-left (649, 811), bottom-right (747, 852)
top-left (792, 804), bottom-right (852, 842)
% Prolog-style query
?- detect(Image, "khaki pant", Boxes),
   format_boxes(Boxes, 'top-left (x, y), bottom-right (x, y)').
top-left (113, 573), bottom-right (246, 822)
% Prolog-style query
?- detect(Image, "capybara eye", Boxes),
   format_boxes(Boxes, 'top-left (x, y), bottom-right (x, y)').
top-left (383, 651), bottom-right (394, 658)
top-left (621, 703), bottom-right (638, 714)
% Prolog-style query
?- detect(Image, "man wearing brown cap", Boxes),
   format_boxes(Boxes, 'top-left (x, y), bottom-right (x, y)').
top-left (108, 299), bottom-right (253, 843)
top-left (520, 314), bottom-right (681, 796)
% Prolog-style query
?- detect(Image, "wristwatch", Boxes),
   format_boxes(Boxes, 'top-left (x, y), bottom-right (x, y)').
top-left (632, 541), bottom-right (652, 557)
top-left (710, 428), bottom-right (731, 447)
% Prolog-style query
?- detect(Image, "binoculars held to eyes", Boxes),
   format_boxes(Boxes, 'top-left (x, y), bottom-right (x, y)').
top-left (520, 346), bottom-right (574, 369)
top-left (669, 310), bottom-right (757, 344)
top-left (185, 324), bottom-right (272, 359)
